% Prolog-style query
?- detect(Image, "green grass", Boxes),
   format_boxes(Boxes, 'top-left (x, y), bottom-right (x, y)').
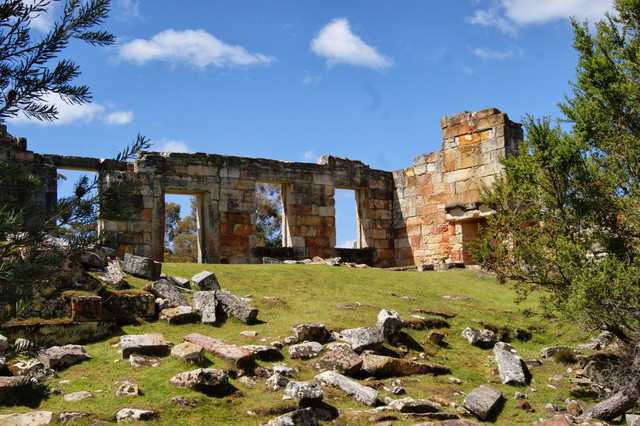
top-left (1, 264), bottom-right (601, 425)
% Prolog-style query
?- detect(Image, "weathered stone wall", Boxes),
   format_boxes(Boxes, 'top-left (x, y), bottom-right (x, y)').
top-left (392, 108), bottom-right (522, 266)
top-left (0, 107), bottom-right (522, 267)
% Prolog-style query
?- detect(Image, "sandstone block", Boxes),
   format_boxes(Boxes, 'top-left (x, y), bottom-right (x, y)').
top-left (191, 271), bottom-right (220, 291)
top-left (121, 333), bottom-right (168, 358)
top-left (284, 381), bottom-right (323, 408)
top-left (314, 371), bottom-right (379, 406)
top-left (332, 327), bottom-right (384, 353)
top-left (389, 396), bottom-right (441, 413)
top-left (291, 323), bottom-right (330, 343)
top-left (170, 368), bottom-right (230, 396)
top-left (312, 345), bottom-right (363, 376)
top-left (183, 333), bottom-right (255, 369)
top-left (71, 296), bottom-right (102, 322)
top-left (463, 385), bottom-right (503, 420)
top-left (159, 306), bottom-right (199, 324)
top-left (361, 352), bottom-right (450, 378)
top-left (215, 289), bottom-right (258, 324)
top-left (144, 278), bottom-right (188, 308)
top-left (192, 291), bottom-right (217, 324)
top-left (171, 342), bottom-right (205, 364)
top-left (37, 344), bottom-right (91, 370)
top-left (123, 253), bottom-right (161, 280)
top-left (493, 342), bottom-right (527, 385)
top-left (461, 327), bottom-right (498, 349)
top-left (243, 345), bottom-right (282, 361)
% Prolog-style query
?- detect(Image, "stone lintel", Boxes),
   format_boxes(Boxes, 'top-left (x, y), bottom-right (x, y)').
top-left (445, 202), bottom-right (495, 222)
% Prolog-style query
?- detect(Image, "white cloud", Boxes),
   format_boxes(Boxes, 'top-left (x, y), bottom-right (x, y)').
top-left (118, 29), bottom-right (276, 68)
top-left (302, 150), bottom-right (318, 162)
top-left (470, 0), bottom-right (613, 35)
top-left (303, 72), bottom-right (322, 85)
top-left (153, 139), bottom-right (192, 153)
top-left (114, 0), bottom-right (142, 21)
top-left (7, 94), bottom-right (133, 126)
top-left (473, 46), bottom-right (523, 60)
top-left (23, 0), bottom-right (55, 32)
top-left (461, 65), bottom-right (474, 74)
top-left (311, 18), bottom-right (393, 70)
top-left (337, 239), bottom-right (357, 249)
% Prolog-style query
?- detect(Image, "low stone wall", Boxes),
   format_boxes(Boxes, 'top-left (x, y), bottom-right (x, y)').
top-left (0, 321), bottom-right (117, 346)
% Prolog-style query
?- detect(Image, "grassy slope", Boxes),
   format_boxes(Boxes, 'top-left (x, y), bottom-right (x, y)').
top-left (1, 265), bottom-right (598, 425)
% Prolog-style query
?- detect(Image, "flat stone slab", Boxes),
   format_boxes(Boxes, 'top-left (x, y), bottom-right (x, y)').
top-left (312, 345), bottom-right (363, 376)
top-left (63, 391), bottom-right (92, 402)
top-left (361, 352), bottom-right (451, 378)
top-left (243, 345), bottom-right (282, 361)
top-left (332, 327), bottom-right (384, 353)
top-left (129, 354), bottom-right (161, 367)
top-left (0, 411), bottom-right (53, 425)
top-left (493, 342), bottom-right (527, 385)
top-left (37, 344), bottom-right (91, 370)
top-left (159, 306), bottom-right (199, 324)
top-left (463, 384), bottom-right (503, 420)
top-left (183, 333), bottom-right (255, 369)
top-left (192, 291), bottom-right (217, 324)
top-left (191, 271), bottom-right (220, 291)
top-left (121, 333), bottom-right (168, 358)
top-left (171, 342), bottom-right (205, 364)
top-left (314, 370), bottom-right (379, 406)
top-left (215, 289), bottom-right (259, 324)
top-left (115, 408), bottom-right (158, 423)
top-left (170, 368), bottom-right (230, 396)
top-left (389, 396), bottom-right (441, 413)
top-left (144, 279), bottom-right (188, 307)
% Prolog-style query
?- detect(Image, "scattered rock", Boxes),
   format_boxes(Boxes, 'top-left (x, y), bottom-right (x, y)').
top-left (144, 278), bottom-right (188, 307)
top-left (591, 331), bottom-right (614, 347)
top-left (312, 344), bottom-right (363, 376)
top-left (493, 342), bottom-right (527, 385)
top-left (284, 380), bottom-right (324, 407)
top-left (284, 336), bottom-right (298, 345)
top-left (266, 372), bottom-right (290, 391)
top-left (361, 352), bottom-right (450, 378)
top-left (289, 342), bottom-right (324, 360)
top-left (240, 330), bottom-right (258, 337)
top-left (121, 333), bottom-right (168, 358)
top-left (377, 309), bottom-right (403, 345)
top-left (115, 381), bottom-right (139, 397)
top-left (37, 344), bottom-right (91, 370)
top-left (463, 385), bottom-right (503, 420)
top-left (243, 345), bottom-right (282, 361)
top-left (388, 396), bottom-right (441, 413)
top-left (291, 323), bottom-right (331, 343)
top-left (58, 412), bottom-right (89, 423)
top-left (332, 327), bottom-right (384, 353)
top-left (191, 271), bottom-right (220, 291)
top-left (514, 400), bottom-right (533, 412)
top-left (260, 408), bottom-right (318, 426)
top-left (540, 346), bottom-right (572, 358)
top-left (115, 408), bottom-right (158, 423)
top-left (215, 288), bottom-right (259, 324)
top-left (183, 333), bottom-right (255, 369)
top-left (7, 358), bottom-right (55, 382)
top-left (122, 253), bottom-right (161, 280)
top-left (566, 399), bottom-right (583, 417)
top-left (171, 342), bottom-right (205, 364)
top-left (314, 370), bottom-right (379, 406)
top-left (0, 334), bottom-right (7, 352)
top-left (129, 354), bottom-right (161, 367)
top-left (273, 365), bottom-right (296, 376)
top-left (170, 368), bottom-right (230, 396)
top-left (262, 257), bottom-right (284, 264)
top-left (515, 328), bottom-right (532, 341)
top-left (163, 274), bottom-right (191, 289)
top-left (159, 305), bottom-right (200, 324)
top-left (627, 414), bottom-right (640, 426)
top-left (192, 291), bottom-right (217, 324)
top-left (0, 411), bottom-right (53, 425)
top-left (63, 390), bottom-right (92, 402)
top-left (428, 331), bottom-right (446, 345)
top-left (461, 327), bottom-right (498, 349)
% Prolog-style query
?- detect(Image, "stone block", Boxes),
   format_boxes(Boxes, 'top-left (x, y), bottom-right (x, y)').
top-left (463, 385), bottom-right (503, 420)
top-left (314, 370), bottom-right (379, 406)
top-left (37, 344), bottom-right (92, 370)
top-left (183, 333), bottom-right (255, 369)
top-left (193, 291), bottom-right (217, 324)
top-left (71, 296), bottom-right (102, 322)
top-left (215, 289), bottom-right (258, 324)
top-left (191, 271), bottom-right (220, 291)
top-left (121, 333), bottom-right (168, 358)
top-left (123, 253), bottom-right (161, 280)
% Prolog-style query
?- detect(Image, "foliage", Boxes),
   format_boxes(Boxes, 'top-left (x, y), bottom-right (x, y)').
top-left (256, 182), bottom-right (282, 247)
top-left (0, 0), bottom-right (114, 122)
top-left (164, 197), bottom-right (198, 263)
top-left (475, 0), bottom-right (640, 345)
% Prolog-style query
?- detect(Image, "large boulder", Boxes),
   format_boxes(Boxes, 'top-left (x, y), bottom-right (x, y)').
top-left (215, 289), bottom-right (258, 324)
top-left (291, 323), bottom-right (331, 343)
top-left (314, 371), bottom-right (379, 406)
top-left (183, 333), bottom-right (255, 369)
top-left (144, 279), bottom-right (188, 308)
top-left (493, 342), bottom-right (527, 385)
top-left (332, 327), bottom-right (384, 353)
top-left (191, 271), bottom-right (220, 291)
top-left (120, 333), bottom-right (168, 358)
top-left (170, 368), bottom-right (230, 396)
top-left (284, 381), bottom-right (324, 407)
top-left (361, 352), bottom-right (450, 378)
top-left (312, 345), bottom-right (363, 376)
top-left (463, 385), bottom-right (503, 420)
top-left (122, 253), bottom-right (161, 280)
top-left (37, 345), bottom-right (91, 370)
top-left (192, 291), bottom-right (217, 324)
top-left (461, 327), bottom-right (498, 349)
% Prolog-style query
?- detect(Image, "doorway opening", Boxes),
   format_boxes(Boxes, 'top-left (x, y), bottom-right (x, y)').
top-left (334, 188), bottom-right (360, 248)
top-left (164, 193), bottom-right (200, 263)
top-left (55, 168), bottom-right (99, 242)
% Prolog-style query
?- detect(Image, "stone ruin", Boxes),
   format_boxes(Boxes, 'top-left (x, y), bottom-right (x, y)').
top-left (1, 107), bottom-right (522, 267)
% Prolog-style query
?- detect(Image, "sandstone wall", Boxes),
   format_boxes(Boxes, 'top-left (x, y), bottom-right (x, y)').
top-left (392, 108), bottom-right (522, 266)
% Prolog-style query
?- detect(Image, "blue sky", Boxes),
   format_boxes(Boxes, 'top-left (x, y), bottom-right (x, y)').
top-left (7, 0), bottom-right (614, 248)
